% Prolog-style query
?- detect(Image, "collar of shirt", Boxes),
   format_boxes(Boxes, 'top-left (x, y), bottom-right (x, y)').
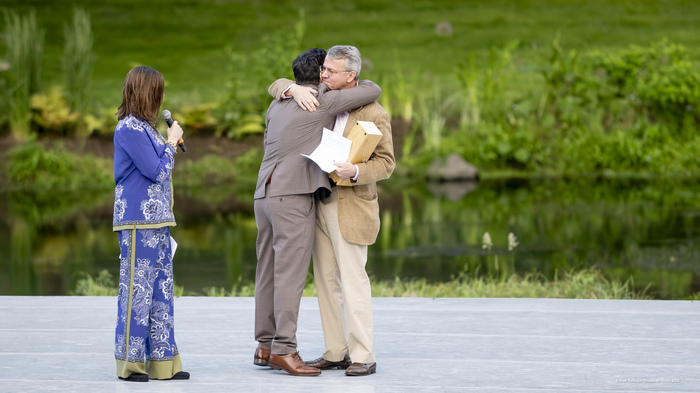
top-left (333, 111), bottom-right (350, 135)
top-left (332, 81), bottom-right (359, 135)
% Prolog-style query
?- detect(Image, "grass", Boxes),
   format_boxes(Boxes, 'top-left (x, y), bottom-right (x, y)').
top-left (73, 268), bottom-right (657, 299)
top-left (371, 270), bottom-right (652, 299)
top-left (2, 0), bottom-right (700, 109)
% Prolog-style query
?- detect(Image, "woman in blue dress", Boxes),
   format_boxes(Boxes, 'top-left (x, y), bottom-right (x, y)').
top-left (112, 66), bottom-right (188, 382)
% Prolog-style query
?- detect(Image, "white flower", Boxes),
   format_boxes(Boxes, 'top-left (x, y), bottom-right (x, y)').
top-left (435, 21), bottom-right (453, 37)
top-left (482, 232), bottom-right (493, 250)
top-left (508, 232), bottom-right (519, 251)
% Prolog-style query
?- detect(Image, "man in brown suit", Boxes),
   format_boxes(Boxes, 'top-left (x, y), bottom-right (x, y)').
top-left (253, 48), bottom-right (381, 377)
top-left (268, 45), bottom-right (395, 376)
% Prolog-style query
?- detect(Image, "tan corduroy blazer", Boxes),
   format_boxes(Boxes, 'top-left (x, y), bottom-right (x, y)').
top-left (269, 79), bottom-right (395, 245)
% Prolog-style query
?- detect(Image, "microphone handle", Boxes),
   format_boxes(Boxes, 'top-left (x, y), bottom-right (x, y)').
top-left (164, 117), bottom-right (187, 152)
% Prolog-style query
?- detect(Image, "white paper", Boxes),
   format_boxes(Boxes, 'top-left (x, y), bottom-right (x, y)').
top-left (170, 236), bottom-right (178, 258)
top-left (301, 128), bottom-right (352, 173)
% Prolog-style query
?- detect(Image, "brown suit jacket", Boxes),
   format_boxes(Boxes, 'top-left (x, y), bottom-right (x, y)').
top-left (254, 81), bottom-right (381, 200)
top-left (269, 79), bottom-right (395, 245)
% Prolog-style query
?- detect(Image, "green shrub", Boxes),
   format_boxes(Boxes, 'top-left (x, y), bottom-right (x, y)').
top-left (5, 139), bottom-right (112, 191)
top-left (592, 39), bottom-right (700, 132)
top-left (30, 87), bottom-right (78, 135)
top-left (219, 10), bottom-right (305, 139)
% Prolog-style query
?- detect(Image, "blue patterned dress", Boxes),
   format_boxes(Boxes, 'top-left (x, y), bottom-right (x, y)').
top-left (112, 115), bottom-right (181, 379)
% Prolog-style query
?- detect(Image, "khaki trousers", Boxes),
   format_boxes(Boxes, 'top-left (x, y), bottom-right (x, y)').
top-left (313, 189), bottom-right (375, 364)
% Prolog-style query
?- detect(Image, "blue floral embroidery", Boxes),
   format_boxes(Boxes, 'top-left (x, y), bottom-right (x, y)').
top-left (118, 230), bottom-right (131, 324)
top-left (140, 229), bottom-right (159, 249)
top-left (115, 334), bottom-right (126, 360)
top-left (114, 185), bottom-right (127, 222)
top-left (160, 275), bottom-right (173, 301)
top-left (148, 301), bottom-right (173, 360)
top-left (140, 184), bottom-right (172, 222)
top-left (123, 116), bottom-right (148, 134)
top-left (132, 258), bottom-right (154, 327)
top-left (128, 336), bottom-right (146, 362)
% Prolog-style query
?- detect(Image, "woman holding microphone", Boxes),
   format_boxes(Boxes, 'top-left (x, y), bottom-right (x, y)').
top-left (112, 66), bottom-right (189, 382)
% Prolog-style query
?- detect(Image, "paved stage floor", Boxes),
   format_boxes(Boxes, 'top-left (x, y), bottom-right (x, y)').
top-left (0, 296), bottom-right (698, 392)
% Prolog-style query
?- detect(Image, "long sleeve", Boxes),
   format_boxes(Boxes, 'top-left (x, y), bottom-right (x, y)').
top-left (269, 79), bottom-right (295, 101)
top-left (321, 81), bottom-right (381, 115)
top-left (268, 79), bottom-right (382, 115)
top-left (115, 118), bottom-right (175, 184)
top-left (112, 115), bottom-right (176, 231)
top-left (353, 108), bottom-right (395, 186)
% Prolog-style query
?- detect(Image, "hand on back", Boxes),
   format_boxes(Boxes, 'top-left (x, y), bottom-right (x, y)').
top-left (290, 85), bottom-right (319, 112)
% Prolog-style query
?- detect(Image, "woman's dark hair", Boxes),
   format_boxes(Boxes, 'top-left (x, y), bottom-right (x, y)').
top-left (292, 48), bottom-right (327, 85)
top-left (116, 66), bottom-right (165, 123)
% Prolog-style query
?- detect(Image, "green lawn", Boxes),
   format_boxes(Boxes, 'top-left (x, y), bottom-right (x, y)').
top-left (2, 0), bottom-right (700, 108)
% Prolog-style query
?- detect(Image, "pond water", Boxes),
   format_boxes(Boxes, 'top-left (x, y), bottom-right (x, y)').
top-left (1, 177), bottom-right (699, 299)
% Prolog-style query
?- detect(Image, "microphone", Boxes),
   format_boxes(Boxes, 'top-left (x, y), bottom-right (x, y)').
top-left (161, 109), bottom-right (187, 152)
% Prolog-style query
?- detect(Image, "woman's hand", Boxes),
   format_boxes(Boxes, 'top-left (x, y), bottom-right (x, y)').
top-left (166, 121), bottom-right (183, 146)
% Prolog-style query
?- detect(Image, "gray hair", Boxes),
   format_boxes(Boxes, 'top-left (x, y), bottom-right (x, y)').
top-left (327, 45), bottom-right (361, 81)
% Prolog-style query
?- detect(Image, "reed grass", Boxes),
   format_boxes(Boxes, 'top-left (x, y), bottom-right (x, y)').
top-left (373, 270), bottom-right (651, 299)
top-left (414, 82), bottom-right (456, 154)
top-left (73, 268), bottom-right (653, 300)
top-left (61, 7), bottom-right (95, 136)
top-left (3, 10), bottom-right (44, 140)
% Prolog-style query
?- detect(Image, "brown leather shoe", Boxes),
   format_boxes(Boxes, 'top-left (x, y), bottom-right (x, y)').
top-left (254, 345), bottom-right (271, 367)
top-left (345, 362), bottom-right (377, 376)
top-left (269, 352), bottom-right (321, 376)
top-left (305, 354), bottom-right (351, 369)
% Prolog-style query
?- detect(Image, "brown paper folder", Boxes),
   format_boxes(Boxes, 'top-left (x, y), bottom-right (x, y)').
top-left (330, 121), bottom-right (383, 186)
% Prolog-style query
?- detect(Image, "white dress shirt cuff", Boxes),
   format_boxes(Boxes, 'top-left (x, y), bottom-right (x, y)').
top-left (352, 165), bottom-right (360, 182)
top-left (281, 84), bottom-right (294, 99)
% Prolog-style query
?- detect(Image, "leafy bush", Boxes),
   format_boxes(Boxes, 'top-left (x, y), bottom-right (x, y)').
top-left (401, 39), bottom-right (700, 177)
top-left (592, 39), bottom-right (700, 133)
top-left (173, 103), bottom-right (218, 133)
top-left (5, 139), bottom-right (112, 191)
top-left (30, 87), bottom-right (78, 135)
top-left (218, 10), bottom-right (305, 139)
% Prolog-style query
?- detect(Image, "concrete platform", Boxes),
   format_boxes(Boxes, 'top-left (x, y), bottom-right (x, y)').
top-left (0, 296), bottom-right (698, 392)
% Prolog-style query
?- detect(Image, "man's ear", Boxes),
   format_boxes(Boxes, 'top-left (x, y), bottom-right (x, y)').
top-left (347, 71), bottom-right (357, 83)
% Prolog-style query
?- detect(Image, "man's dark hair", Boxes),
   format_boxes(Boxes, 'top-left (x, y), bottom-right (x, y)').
top-left (293, 48), bottom-right (327, 85)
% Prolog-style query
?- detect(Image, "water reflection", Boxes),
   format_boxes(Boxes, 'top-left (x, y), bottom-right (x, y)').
top-left (1, 178), bottom-right (699, 298)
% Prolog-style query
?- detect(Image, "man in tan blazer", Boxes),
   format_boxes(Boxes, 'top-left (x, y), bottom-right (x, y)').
top-left (268, 45), bottom-right (395, 376)
top-left (254, 47), bottom-right (382, 376)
